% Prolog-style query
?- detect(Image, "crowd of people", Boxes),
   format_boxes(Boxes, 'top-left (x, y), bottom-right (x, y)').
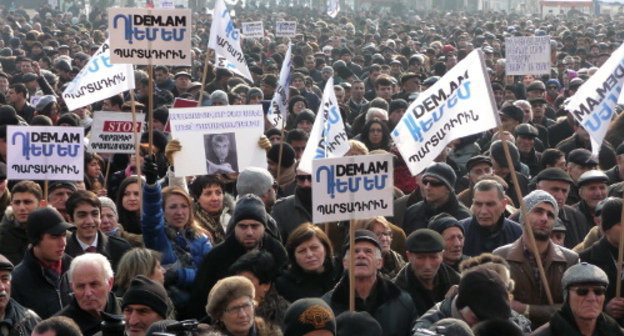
top-left (1, 1), bottom-right (624, 336)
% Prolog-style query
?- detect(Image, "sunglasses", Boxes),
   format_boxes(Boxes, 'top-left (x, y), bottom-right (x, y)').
top-left (296, 175), bottom-right (312, 182)
top-left (571, 287), bottom-right (606, 296)
top-left (422, 179), bottom-right (445, 187)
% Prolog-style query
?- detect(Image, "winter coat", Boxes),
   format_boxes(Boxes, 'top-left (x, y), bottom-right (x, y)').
top-left (2, 298), bottom-right (40, 336)
top-left (64, 230), bottom-right (132, 272)
top-left (510, 205), bottom-right (590, 249)
top-left (402, 196), bottom-right (471, 235)
top-left (531, 305), bottom-right (624, 336)
top-left (322, 273), bottom-right (416, 336)
top-left (461, 216), bottom-right (523, 257)
top-left (0, 207), bottom-right (29, 265)
top-left (56, 292), bottom-right (121, 336)
top-left (270, 192), bottom-right (312, 242)
top-left (275, 267), bottom-right (338, 303)
top-left (579, 237), bottom-right (621, 306)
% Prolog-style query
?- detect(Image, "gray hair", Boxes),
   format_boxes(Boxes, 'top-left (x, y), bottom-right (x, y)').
top-left (68, 253), bottom-right (114, 283)
top-left (365, 107), bottom-right (389, 122)
top-left (473, 180), bottom-right (505, 200)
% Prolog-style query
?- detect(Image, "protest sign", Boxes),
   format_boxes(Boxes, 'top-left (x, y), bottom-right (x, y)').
top-left (242, 21), bottom-right (264, 38)
top-left (7, 126), bottom-right (84, 181)
top-left (276, 21), bottom-right (297, 37)
top-left (209, 0), bottom-right (252, 81)
top-left (505, 36), bottom-right (551, 75)
top-left (63, 40), bottom-right (135, 111)
top-left (266, 42), bottom-right (292, 129)
top-left (164, 98), bottom-right (199, 132)
top-left (89, 112), bottom-right (144, 154)
top-left (391, 49), bottom-right (498, 176)
top-left (169, 105), bottom-right (266, 176)
top-left (108, 8), bottom-right (192, 65)
top-left (312, 154), bottom-right (393, 223)
top-left (327, 0), bottom-right (339, 18)
top-left (566, 42), bottom-right (624, 158)
top-left (299, 77), bottom-right (350, 174)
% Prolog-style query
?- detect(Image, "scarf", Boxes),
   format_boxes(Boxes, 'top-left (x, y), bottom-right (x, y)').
top-left (194, 203), bottom-right (225, 244)
top-left (277, 165), bottom-right (296, 189)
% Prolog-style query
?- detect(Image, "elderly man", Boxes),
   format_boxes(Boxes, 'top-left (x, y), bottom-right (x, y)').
top-left (462, 180), bottom-right (522, 257)
top-left (323, 230), bottom-right (416, 336)
top-left (531, 263), bottom-right (624, 335)
top-left (0, 254), bottom-right (40, 336)
top-left (565, 149), bottom-right (599, 205)
top-left (56, 253), bottom-right (120, 336)
top-left (403, 163), bottom-right (471, 235)
top-left (427, 214), bottom-right (467, 271)
top-left (122, 276), bottom-right (168, 336)
top-left (394, 228), bottom-right (460, 316)
top-left (456, 155), bottom-right (493, 203)
top-left (572, 170), bottom-right (609, 227)
top-left (494, 190), bottom-right (579, 329)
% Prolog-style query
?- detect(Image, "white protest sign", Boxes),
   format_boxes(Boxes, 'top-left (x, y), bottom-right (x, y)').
top-left (327, 0), bottom-right (339, 18)
top-left (276, 21), bottom-right (297, 38)
top-left (89, 112), bottom-right (144, 153)
top-left (63, 40), bottom-right (135, 111)
top-left (312, 154), bottom-right (393, 223)
top-left (391, 50), bottom-right (498, 176)
top-left (169, 105), bottom-right (266, 176)
top-left (108, 8), bottom-right (192, 65)
top-left (266, 42), bottom-right (292, 129)
top-left (209, 0), bottom-right (252, 81)
top-left (299, 76), bottom-right (350, 174)
top-left (242, 21), bottom-right (264, 38)
top-left (505, 36), bottom-right (551, 75)
top-left (7, 126), bottom-right (84, 180)
top-left (566, 42), bottom-right (624, 158)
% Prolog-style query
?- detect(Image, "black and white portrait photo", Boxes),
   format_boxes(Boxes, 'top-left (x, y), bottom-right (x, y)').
top-left (204, 133), bottom-right (238, 174)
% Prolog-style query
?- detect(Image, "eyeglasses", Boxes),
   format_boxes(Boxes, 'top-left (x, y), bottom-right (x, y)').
top-left (224, 301), bottom-right (254, 315)
top-left (375, 230), bottom-right (393, 238)
top-left (422, 179), bottom-right (445, 187)
top-left (296, 175), bottom-right (312, 182)
top-left (571, 287), bottom-right (606, 296)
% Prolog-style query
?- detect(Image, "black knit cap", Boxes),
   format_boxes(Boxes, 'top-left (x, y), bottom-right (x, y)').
top-left (336, 311), bottom-right (381, 336)
top-left (456, 268), bottom-right (511, 321)
top-left (422, 162), bottom-right (456, 192)
top-left (428, 213), bottom-right (464, 235)
top-left (233, 194), bottom-right (267, 227)
top-left (267, 143), bottom-right (295, 168)
top-left (284, 298), bottom-right (336, 336)
top-left (122, 275), bottom-right (169, 318)
top-left (406, 228), bottom-right (445, 253)
top-left (600, 197), bottom-right (622, 232)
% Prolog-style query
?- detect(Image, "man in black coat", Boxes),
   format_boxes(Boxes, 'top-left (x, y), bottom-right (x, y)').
top-left (63, 190), bottom-right (131, 271)
top-left (187, 195), bottom-right (287, 319)
top-left (11, 207), bottom-right (73, 319)
top-left (0, 254), bottom-right (40, 336)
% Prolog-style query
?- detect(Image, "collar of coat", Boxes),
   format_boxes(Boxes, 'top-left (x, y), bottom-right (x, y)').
top-left (505, 237), bottom-right (568, 264)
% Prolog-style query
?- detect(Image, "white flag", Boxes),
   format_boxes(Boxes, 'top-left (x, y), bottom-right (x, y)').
top-left (267, 43), bottom-right (292, 129)
top-left (566, 43), bottom-right (624, 158)
top-left (208, 0), bottom-right (252, 81)
top-left (62, 40), bottom-right (135, 112)
top-left (327, 0), bottom-right (339, 18)
top-left (391, 50), bottom-right (499, 176)
top-left (299, 77), bottom-right (349, 174)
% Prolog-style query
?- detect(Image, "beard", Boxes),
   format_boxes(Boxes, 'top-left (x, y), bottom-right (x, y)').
top-left (533, 231), bottom-right (550, 241)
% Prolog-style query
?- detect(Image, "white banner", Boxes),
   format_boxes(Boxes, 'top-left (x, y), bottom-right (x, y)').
top-left (266, 43), bottom-right (292, 129)
top-left (566, 42), bottom-right (624, 158)
top-left (209, 0), bottom-right (252, 81)
top-left (63, 40), bottom-right (135, 112)
top-left (89, 112), bottom-right (144, 154)
top-left (299, 77), bottom-right (349, 174)
top-left (391, 50), bottom-right (499, 176)
top-left (242, 21), bottom-right (264, 38)
top-left (169, 105), bottom-right (266, 176)
top-left (327, 0), bottom-right (340, 18)
top-left (312, 154), bottom-right (393, 223)
top-left (7, 126), bottom-right (84, 181)
top-left (505, 36), bottom-right (551, 75)
top-left (276, 21), bottom-right (297, 38)
top-left (108, 8), bottom-right (192, 65)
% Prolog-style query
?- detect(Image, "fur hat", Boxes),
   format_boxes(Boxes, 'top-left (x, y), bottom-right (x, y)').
top-left (206, 276), bottom-right (255, 320)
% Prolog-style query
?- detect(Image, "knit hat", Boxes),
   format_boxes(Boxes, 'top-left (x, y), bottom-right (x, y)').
top-left (267, 143), bottom-right (296, 168)
top-left (562, 262), bottom-right (609, 290)
top-left (422, 162), bottom-right (456, 192)
top-left (284, 298), bottom-right (336, 336)
top-left (0, 254), bottom-right (13, 271)
top-left (546, 79), bottom-right (561, 89)
top-left (429, 318), bottom-right (474, 336)
top-left (600, 197), bottom-right (622, 232)
top-left (233, 194), bottom-right (267, 226)
top-left (210, 90), bottom-right (229, 105)
top-left (206, 276), bottom-right (255, 320)
top-left (98, 196), bottom-right (118, 217)
top-left (336, 311), bottom-right (380, 336)
top-left (456, 268), bottom-right (511, 321)
top-left (520, 190), bottom-right (559, 224)
top-left (428, 213), bottom-right (464, 235)
top-left (35, 95), bottom-right (57, 112)
top-left (26, 207), bottom-right (73, 245)
top-left (236, 167), bottom-right (274, 197)
top-left (122, 275), bottom-right (169, 318)
top-left (406, 228), bottom-right (445, 253)
top-left (48, 180), bottom-right (77, 194)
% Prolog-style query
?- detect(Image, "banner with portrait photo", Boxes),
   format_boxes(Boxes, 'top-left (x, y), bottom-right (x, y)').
top-left (7, 126), bottom-right (84, 181)
top-left (169, 105), bottom-right (266, 177)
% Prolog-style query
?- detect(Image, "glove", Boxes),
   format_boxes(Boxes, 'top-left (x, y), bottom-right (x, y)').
top-left (143, 155), bottom-right (159, 185)
top-left (165, 139), bottom-right (182, 166)
top-left (258, 135), bottom-right (272, 152)
top-left (164, 269), bottom-right (179, 286)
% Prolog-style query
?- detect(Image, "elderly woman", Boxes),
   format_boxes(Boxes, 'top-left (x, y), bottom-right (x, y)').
top-left (98, 196), bottom-right (143, 247)
top-left (360, 216), bottom-right (406, 278)
top-left (275, 223), bottom-right (338, 302)
top-left (206, 276), bottom-right (280, 336)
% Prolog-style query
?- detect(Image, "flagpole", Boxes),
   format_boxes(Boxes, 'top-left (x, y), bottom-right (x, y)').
top-left (197, 49), bottom-right (212, 107)
top-left (276, 118), bottom-right (286, 182)
top-left (130, 89), bottom-right (143, 217)
top-left (616, 192), bottom-right (624, 297)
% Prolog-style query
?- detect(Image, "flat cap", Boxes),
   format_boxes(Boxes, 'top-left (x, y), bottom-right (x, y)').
top-left (514, 123), bottom-right (539, 138)
top-left (562, 262), bottom-right (609, 289)
top-left (535, 167), bottom-right (574, 185)
top-left (466, 155), bottom-right (492, 172)
top-left (568, 148), bottom-right (598, 167)
top-left (527, 80), bottom-right (546, 91)
top-left (499, 105), bottom-right (524, 124)
top-left (345, 229), bottom-right (382, 252)
top-left (406, 228), bottom-right (445, 253)
top-left (578, 170), bottom-right (609, 188)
